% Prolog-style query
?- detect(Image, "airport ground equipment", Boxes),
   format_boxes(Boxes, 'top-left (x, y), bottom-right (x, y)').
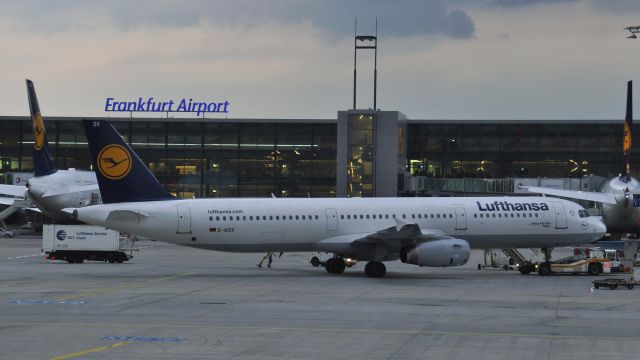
top-left (518, 255), bottom-right (611, 276)
top-left (592, 278), bottom-right (636, 290)
top-left (42, 224), bottom-right (133, 263)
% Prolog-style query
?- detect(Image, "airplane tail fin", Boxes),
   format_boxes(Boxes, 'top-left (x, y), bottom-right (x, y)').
top-left (26, 79), bottom-right (56, 177)
top-left (623, 80), bottom-right (633, 178)
top-left (82, 120), bottom-right (174, 204)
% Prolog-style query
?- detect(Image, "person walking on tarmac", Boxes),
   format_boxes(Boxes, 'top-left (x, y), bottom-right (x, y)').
top-left (257, 252), bottom-right (273, 268)
top-left (257, 252), bottom-right (283, 268)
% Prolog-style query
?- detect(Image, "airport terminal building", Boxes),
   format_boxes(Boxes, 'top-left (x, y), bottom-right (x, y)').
top-left (0, 113), bottom-right (632, 198)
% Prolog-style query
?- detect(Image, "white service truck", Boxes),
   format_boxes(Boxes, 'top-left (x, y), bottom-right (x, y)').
top-left (42, 224), bottom-right (133, 264)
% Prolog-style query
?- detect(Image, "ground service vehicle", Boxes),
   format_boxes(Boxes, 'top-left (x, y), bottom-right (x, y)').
top-left (42, 224), bottom-right (132, 263)
top-left (519, 255), bottom-right (611, 275)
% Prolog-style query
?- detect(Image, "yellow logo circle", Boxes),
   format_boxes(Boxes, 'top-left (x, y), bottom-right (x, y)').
top-left (33, 113), bottom-right (45, 150)
top-left (97, 144), bottom-right (132, 180)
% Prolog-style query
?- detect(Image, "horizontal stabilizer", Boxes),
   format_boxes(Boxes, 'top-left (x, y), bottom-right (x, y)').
top-left (0, 184), bottom-right (27, 198)
top-left (519, 185), bottom-right (617, 204)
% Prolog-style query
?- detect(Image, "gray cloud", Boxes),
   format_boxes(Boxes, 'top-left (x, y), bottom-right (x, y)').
top-left (487, 0), bottom-right (576, 7)
top-left (0, 0), bottom-right (475, 39)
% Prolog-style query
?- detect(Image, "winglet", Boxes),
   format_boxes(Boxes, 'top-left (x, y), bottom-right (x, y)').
top-left (26, 79), bottom-right (56, 177)
top-left (82, 120), bottom-right (174, 204)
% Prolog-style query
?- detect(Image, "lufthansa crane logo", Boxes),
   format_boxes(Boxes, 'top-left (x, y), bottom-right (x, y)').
top-left (97, 144), bottom-right (132, 180)
top-left (33, 113), bottom-right (45, 150)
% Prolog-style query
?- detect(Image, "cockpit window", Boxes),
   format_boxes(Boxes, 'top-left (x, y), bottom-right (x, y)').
top-left (578, 210), bottom-right (590, 218)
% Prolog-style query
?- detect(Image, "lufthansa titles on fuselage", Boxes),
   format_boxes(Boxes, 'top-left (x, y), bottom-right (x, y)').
top-left (476, 201), bottom-right (549, 212)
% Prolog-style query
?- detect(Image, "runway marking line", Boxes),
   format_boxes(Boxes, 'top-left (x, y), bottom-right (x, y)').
top-left (3, 322), bottom-right (640, 342)
top-left (50, 341), bottom-right (129, 360)
top-left (56, 271), bottom-right (198, 301)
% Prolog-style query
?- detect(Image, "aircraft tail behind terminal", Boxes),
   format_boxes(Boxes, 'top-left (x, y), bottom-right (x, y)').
top-left (623, 80), bottom-right (633, 177)
top-left (26, 79), bottom-right (56, 177)
top-left (82, 120), bottom-right (174, 204)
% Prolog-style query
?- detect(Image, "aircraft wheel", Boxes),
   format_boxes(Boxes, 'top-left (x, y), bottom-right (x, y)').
top-left (587, 262), bottom-right (601, 276)
top-left (325, 258), bottom-right (346, 274)
top-left (518, 262), bottom-right (533, 275)
top-left (537, 262), bottom-right (551, 276)
top-left (364, 261), bottom-right (386, 278)
top-left (310, 256), bottom-right (320, 267)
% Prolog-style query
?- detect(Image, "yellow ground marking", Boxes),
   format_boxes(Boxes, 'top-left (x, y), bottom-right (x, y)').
top-left (2, 322), bottom-right (640, 342)
top-left (56, 272), bottom-right (197, 301)
top-left (50, 341), bottom-right (129, 360)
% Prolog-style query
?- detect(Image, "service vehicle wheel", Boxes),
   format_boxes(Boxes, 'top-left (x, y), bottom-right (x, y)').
top-left (4, 234), bottom-right (10, 238)
top-left (587, 262), bottom-right (601, 276)
top-left (627, 284), bottom-right (634, 290)
top-left (310, 256), bottom-right (320, 267)
top-left (594, 284), bottom-right (600, 289)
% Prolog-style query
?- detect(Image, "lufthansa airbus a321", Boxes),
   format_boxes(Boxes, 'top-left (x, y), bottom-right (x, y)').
top-left (69, 120), bottom-right (606, 278)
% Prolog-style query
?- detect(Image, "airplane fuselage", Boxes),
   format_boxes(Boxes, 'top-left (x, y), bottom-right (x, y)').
top-left (600, 176), bottom-right (640, 233)
top-left (75, 196), bottom-right (605, 252)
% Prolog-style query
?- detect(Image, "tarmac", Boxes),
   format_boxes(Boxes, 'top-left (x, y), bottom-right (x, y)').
top-left (1, 236), bottom-right (639, 360)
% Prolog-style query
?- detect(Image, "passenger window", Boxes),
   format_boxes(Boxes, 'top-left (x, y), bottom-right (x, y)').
top-left (492, 214), bottom-right (496, 218)
top-left (302, 215), bottom-right (306, 220)
top-left (385, 214), bottom-right (389, 219)
top-left (449, 214), bottom-right (453, 218)
top-left (249, 216), bottom-right (253, 220)
top-left (223, 216), bottom-right (226, 221)
top-left (296, 215), bottom-right (299, 220)
top-left (360, 215), bottom-right (363, 219)
top-left (263, 216), bottom-right (267, 220)
top-left (430, 214), bottom-right (434, 219)
top-left (340, 215), bottom-right (344, 219)
top-left (315, 215), bottom-right (319, 220)
top-left (366, 214), bottom-right (370, 219)
top-left (402, 214), bottom-right (406, 219)
top-left (347, 215), bottom-right (351, 219)
top-left (372, 214), bottom-right (376, 219)
top-left (474, 214), bottom-right (477, 218)
top-left (216, 216), bottom-right (220, 221)
top-left (535, 213), bottom-right (539, 218)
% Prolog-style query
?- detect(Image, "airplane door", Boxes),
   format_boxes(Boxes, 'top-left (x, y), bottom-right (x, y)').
top-left (455, 207), bottom-right (467, 230)
top-left (176, 204), bottom-right (192, 234)
top-left (326, 208), bottom-right (338, 231)
top-left (551, 201), bottom-right (567, 229)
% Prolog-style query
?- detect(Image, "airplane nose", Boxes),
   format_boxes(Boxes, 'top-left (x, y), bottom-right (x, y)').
top-left (594, 220), bottom-right (607, 235)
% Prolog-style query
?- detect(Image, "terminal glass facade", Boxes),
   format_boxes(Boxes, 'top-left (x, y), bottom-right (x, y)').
top-left (407, 121), bottom-right (629, 180)
top-left (1, 117), bottom-right (637, 197)
top-left (0, 118), bottom-right (337, 199)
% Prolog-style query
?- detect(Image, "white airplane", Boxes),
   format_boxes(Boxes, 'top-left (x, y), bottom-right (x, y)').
top-left (520, 81), bottom-right (640, 235)
top-left (0, 80), bottom-right (100, 222)
top-left (69, 120), bottom-right (606, 277)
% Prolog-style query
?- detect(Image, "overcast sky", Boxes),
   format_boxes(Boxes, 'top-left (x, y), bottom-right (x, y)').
top-left (2, 0), bottom-right (640, 119)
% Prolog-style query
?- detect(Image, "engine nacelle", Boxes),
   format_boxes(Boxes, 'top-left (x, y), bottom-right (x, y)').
top-left (400, 239), bottom-right (470, 267)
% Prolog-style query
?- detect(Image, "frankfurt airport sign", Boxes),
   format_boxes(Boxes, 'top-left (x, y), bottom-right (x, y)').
top-left (105, 97), bottom-right (230, 116)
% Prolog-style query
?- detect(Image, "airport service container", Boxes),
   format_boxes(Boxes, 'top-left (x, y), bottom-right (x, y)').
top-left (42, 224), bottom-right (132, 264)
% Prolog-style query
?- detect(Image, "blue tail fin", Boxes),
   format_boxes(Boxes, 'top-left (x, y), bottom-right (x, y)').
top-left (26, 79), bottom-right (56, 177)
top-left (82, 120), bottom-right (174, 204)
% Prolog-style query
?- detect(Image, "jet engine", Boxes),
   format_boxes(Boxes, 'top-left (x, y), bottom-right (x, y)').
top-left (400, 239), bottom-right (470, 267)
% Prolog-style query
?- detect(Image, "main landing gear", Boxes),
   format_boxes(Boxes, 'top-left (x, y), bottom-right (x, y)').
top-left (364, 261), bottom-right (386, 278)
top-left (324, 257), bottom-right (387, 278)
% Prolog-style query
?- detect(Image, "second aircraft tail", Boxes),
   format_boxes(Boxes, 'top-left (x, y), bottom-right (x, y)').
top-left (82, 120), bottom-right (174, 204)
top-left (26, 79), bottom-right (56, 177)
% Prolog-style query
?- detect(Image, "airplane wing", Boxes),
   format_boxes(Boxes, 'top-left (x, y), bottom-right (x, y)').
top-left (519, 185), bottom-right (617, 205)
top-left (0, 197), bottom-right (16, 206)
top-left (0, 184), bottom-right (26, 198)
top-left (312, 222), bottom-right (461, 261)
